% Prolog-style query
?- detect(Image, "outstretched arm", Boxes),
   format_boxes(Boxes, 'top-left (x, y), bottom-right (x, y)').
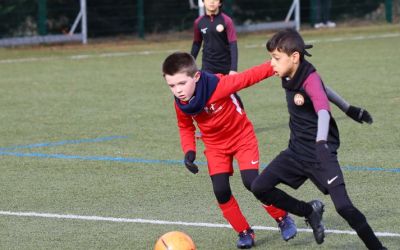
top-left (210, 61), bottom-right (274, 101)
top-left (325, 86), bottom-right (373, 124)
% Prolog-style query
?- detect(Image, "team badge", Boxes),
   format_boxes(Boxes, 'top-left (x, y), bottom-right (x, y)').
top-left (294, 93), bottom-right (305, 106)
top-left (216, 24), bottom-right (224, 32)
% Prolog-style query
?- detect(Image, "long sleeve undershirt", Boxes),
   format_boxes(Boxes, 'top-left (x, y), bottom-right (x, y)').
top-left (304, 72), bottom-right (331, 142)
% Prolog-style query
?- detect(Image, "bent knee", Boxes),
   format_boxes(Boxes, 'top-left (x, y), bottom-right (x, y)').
top-left (242, 179), bottom-right (253, 192)
top-left (251, 179), bottom-right (273, 199)
top-left (214, 187), bottom-right (232, 204)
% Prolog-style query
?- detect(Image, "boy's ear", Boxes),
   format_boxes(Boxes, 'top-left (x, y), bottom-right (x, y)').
top-left (194, 71), bottom-right (201, 82)
top-left (292, 51), bottom-right (301, 64)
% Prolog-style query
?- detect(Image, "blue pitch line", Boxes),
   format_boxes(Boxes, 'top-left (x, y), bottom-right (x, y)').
top-left (341, 166), bottom-right (400, 173)
top-left (0, 136), bottom-right (128, 151)
top-left (0, 150), bottom-right (399, 173)
top-left (0, 151), bottom-right (189, 165)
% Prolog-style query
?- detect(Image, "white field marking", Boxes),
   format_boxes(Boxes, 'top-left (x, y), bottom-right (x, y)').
top-left (1, 210), bottom-right (399, 237)
top-left (1, 33), bottom-right (399, 64)
top-left (0, 49), bottom-right (178, 64)
top-left (244, 32), bottom-right (400, 49)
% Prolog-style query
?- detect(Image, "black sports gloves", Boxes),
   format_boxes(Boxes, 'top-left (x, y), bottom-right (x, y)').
top-left (315, 140), bottom-right (331, 164)
top-left (184, 150), bottom-right (199, 174)
top-left (346, 105), bottom-right (373, 124)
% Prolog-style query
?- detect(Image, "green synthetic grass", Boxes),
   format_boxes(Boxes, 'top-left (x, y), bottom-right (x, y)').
top-left (0, 24), bottom-right (399, 249)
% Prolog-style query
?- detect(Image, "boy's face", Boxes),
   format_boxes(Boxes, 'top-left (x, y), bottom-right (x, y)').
top-left (165, 71), bottom-right (200, 102)
top-left (269, 49), bottom-right (300, 78)
top-left (203, 0), bottom-right (221, 15)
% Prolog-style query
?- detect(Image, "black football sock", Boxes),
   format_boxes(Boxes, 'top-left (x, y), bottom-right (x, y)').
top-left (337, 205), bottom-right (383, 250)
top-left (356, 223), bottom-right (384, 250)
top-left (267, 188), bottom-right (313, 217)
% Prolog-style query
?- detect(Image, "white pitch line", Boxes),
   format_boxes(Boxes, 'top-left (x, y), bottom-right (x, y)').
top-left (244, 32), bottom-right (400, 49)
top-left (1, 210), bottom-right (399, 237)
top-left (1, 33), bottom-right (399, 64)
top-left (0, 49), bottom-right (178, 64)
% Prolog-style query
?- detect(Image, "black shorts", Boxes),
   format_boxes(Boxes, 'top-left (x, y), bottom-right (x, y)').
top-left (265, 149), bottom-right (344, 194)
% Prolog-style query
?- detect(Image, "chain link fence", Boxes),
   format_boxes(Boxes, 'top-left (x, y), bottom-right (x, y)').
top-left (0, 0), bottom-right (398, 43)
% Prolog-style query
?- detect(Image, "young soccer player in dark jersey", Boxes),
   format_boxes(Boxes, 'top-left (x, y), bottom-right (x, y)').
top-left (251, 29), bottom-right (387, 249)
top-left (162, 52), bottom-right (294, 249)
top-left (190, 0), bottom-right (238, 75)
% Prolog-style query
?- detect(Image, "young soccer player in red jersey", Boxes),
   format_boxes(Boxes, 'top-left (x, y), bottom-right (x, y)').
top-left (162, 52), bottom-right (294, 248)
top-left (251, 29), bottom-right (386, 249)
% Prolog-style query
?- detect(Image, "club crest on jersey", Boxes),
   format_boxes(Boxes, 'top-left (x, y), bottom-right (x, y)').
top-left (294, 93), bottom-right (305, 106)
top-left (216, 24), bottom-right (224, 32)
top-left (201, 27), bottom-right (208, 34)
top-left (204, 103), bottom-right (222, 114)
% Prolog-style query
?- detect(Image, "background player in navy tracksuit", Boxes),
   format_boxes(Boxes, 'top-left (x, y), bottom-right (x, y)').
top-left (191, 0), bottom-right (237, 75)
top-left (251, 29), bottom-right (387, 249)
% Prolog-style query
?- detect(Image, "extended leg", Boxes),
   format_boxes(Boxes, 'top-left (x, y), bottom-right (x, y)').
top-left (329, 185), bottom-right (386, 250)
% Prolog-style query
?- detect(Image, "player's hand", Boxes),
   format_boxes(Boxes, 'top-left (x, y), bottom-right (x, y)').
top-left (315, 140), bottom-right (331, 164)
top-left (346, 105), bottom-right (373, 124)
top-left (228, 70), bottom-right (238, 75)
top-left (184, 151), bottom-right (199, 174)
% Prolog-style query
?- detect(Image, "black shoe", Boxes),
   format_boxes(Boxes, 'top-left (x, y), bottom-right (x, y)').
top-left (305, 200), bottom-right (325, 244)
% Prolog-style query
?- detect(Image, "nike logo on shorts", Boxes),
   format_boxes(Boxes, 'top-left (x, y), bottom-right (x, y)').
top-left (251, 160), bottom-right (259, 165)
top-left (327, 176), bottom-right (338, 185)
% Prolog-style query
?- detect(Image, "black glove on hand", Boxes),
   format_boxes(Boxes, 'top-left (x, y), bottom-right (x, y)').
top-left (184, 150), bottom-right (198, 174)
top-left (346, 105), bottom-right (373, 124)
top-left (315, 140), bottom-right (331, 164)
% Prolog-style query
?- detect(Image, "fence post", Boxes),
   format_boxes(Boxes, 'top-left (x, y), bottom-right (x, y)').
top-left (386, 0), bottom-right (393, 23)
top-left (198, 0), bottom-right (204, 16)
top-left (137, 0), bottom-right (144, 39)
top-left (80, 0), bottom-right (87, 44)
top-left (38, 0), bottom-right (47, 35)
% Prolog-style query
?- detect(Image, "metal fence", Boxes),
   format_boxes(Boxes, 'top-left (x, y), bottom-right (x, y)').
top-left (0, 0), bottom-right (398, 46)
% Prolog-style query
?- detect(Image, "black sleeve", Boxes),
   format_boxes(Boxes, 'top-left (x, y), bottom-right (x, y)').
top-left (190, 41), bottom-right (202, 59)
top-left (229, 41), bottom-right (238, 71)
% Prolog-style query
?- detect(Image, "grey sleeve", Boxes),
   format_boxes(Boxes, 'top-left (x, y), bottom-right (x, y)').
top-left (325, 85), bottom-right (350, 113)
top-left (317, 109), bottom-right (330, 142)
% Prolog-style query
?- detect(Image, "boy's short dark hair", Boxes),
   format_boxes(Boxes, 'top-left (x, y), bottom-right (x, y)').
top-left (202, 0), bottom-right (223, 7)
top-left (162, 52), bottom-right (198, 77)
top-left (266, 28), bottom-right (312, 59)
